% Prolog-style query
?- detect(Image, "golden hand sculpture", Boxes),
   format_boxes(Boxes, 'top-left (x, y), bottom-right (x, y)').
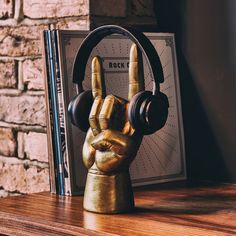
top-left (83, 44), bottom-right (144, 213)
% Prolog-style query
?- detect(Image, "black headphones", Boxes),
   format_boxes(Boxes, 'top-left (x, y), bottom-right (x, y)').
top-left (68, 25), bottom-right (169, 135)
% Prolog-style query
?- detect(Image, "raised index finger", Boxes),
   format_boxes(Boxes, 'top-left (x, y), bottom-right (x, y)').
top-left (128, 43), bottom-right (145, 101)
top-left (92, 56), bottom-right (106, 99)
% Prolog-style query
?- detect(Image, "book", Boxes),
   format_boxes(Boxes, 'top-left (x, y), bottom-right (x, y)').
top-left (43, 29), bottom-right (186, 195)
top-left (42, 31), bottom-right (57, 194)
top-left (43, 30), bottom-right (66, 195)
top-left (43, 31), bottom-right (64, 194)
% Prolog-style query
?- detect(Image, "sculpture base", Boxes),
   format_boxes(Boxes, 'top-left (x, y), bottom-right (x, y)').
top-left (83, 170), bottom-right (134, 214)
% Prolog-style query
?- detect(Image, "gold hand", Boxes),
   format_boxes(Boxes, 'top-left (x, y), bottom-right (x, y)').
top-left (82, 43), bottom-right (145, 213)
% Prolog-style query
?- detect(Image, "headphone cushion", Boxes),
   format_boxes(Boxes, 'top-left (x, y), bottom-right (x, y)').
top-left (128, 91), bottom-right (152, 133)
top-left (68, 90), bottom-right (93, 132)
top-left (140, 92), bottom-right (169, 134)
top-left (128, 91), bottom-right (169, 135)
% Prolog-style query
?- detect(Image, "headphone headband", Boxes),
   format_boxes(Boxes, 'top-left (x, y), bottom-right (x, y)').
top-left (72, 25), bottom-right (164, 95)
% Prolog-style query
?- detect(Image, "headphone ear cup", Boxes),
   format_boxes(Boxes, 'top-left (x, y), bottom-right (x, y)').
top-left (128, 91), bottom-right (152, 134)
top-left (68, 90), bottom-right (93, 132)
top-left (140, 92), bottom-right (169, 134)
top-left (128, 91), bottom-right (169, 135)
top-left (157, 92), bottom-right (169, 129)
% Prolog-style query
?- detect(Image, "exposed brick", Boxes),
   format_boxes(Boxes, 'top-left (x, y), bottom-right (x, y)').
top-left (0, 0), bottom-right (14, 19)
top-left (0, 60), bottom-right (17, 88)
top-left (0, 128), bottom-right (16, 156)
top-left (17, 132), bottom-right (24, 159)
top-left (0, 158), bottom-right (49, 194)
top-left (90, 0), bottom-right (127, 17)
top-left (23, 132), bottom-right (48, 162)
top-left (23, 0), bottom-right (89, 19)
top-left (0, 95), bottom-right (46, 126)
top-left (24, 165), bottom-right (50, 194)
top-left (0, 25), bottom-right (48, 57)
top-left (130, 0), bottom-right (155, 16)
top-left (54, 18), bottom-right (89, 30)
top-left (23, 59), bottom-right (45, 90)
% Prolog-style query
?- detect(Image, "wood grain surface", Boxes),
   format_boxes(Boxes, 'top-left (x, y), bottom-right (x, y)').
top-left (0, 181), bottom-right (235, 235)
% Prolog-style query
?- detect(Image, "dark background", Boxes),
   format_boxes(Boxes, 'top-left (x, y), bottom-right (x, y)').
top-left (155, 0), bottom-right (236, 183)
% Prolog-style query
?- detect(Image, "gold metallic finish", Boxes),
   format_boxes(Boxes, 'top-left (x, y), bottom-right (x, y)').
top-left (99, 95), bottom-right (125, 131)
top-left (89, 96), bottom-right (104, 136)
top-left (122, 103), bottom-right (135, 135)
top-left (128, 44), bottom-right (144, 101)
top-left (82, 128), bottom-right (96, 169)
top-left (92, 56), bottom-right (106, 99)
top-left (82, 43), bottom-right (143, 213)
top-left (83, 171), bottom-right (134, 213)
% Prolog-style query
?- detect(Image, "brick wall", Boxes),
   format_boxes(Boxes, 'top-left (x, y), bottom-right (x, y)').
top-left (0, 0), bottom-right (155, 197)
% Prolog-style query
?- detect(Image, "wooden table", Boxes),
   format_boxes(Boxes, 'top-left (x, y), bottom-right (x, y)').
top-left (0, 181), bottom-right (235, 235)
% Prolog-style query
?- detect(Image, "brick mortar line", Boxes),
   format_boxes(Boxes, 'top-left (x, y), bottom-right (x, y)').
top-left (0, 121), bottom-right (47, 132)
top-left (17, 59), bottom-right (23, 91)
top-left (0, 56), bottom-right (42, 61)
top-left (14, 0), bottom-right (22, 22)
top-left (0, 90), bottom-right (45, 96)
top-left (0, 155), bottom-right (49, 169)
top-left (23, 15), bottom-right (89, 22)
top-left (0, 15), bottom-right (89, 27)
